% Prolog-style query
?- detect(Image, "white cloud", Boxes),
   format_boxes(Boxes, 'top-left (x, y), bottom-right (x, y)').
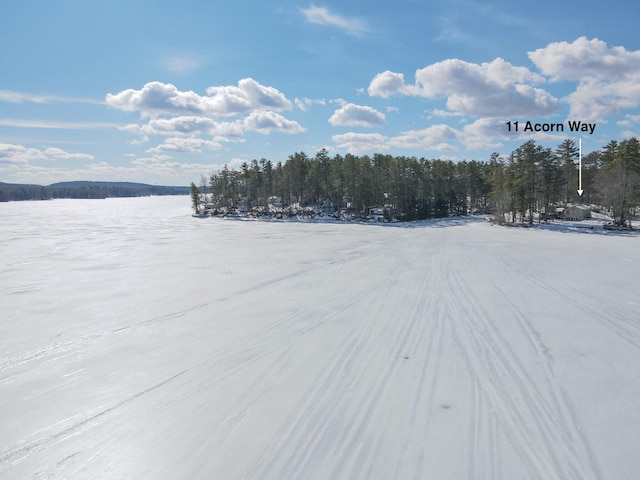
top-left (205, 78), bottom-right (292, 115)
top-left (529, 36), bottom-right (640, 82)
top-left (242, 111), bottom-right (306, 134)
top-left (414, 57), bottom-right (542, 94)
top-left (461, 118), bottom-right (506, 149)
top-left (430, 109), bottom-right (462, 118)
top-left (0, 91), bottom-right (50, 104)
top-left (138, 116), bottom-right (244, 138)
top-left (131, 155), bottom-right (171, 166)
top-left (294, 97), bottom-right (327, 111)
top-left (42, 147), bottom-right (94, 160)
top-left (0, 91), bottom-right (103, 105)
top-left (617, 115), bottom-right (640, 127)
top-left (0, 119), bottom-right (119, 129)
top-left (106, 82), bottom-right (210, 117)
top-left (106, 79), bottom-right (293, 118)
top-left (332, 132), bottom-right (388, 153)
top-left (300, 5), bottom-right (366, 36)
top-left (388, 125), bottom-right (460, 150)
top-left (445, 83), bottom-right (560, 117)
top-left (146, 137), bottom-right (223, 155)
top-left (109, 80), bottom-right (304, 155)
top-left (529, 37), bottom-right (640, 120)
top-left (368, 58), bottom-right (560, 117)
top-left (0, 144), bottom-right (45, 164)
top-left (328, 103), bottom-right (386, 127)
top-left (367, 71), bottom-right (412, 98)
top-left (0, 143), bottom-right (93, 165)
top-left (368, 38), bottom-right (640, 124)
top-left (332, 126), bottom-right (463, 154)
top-left (331, 120), bottom-right (513, 154)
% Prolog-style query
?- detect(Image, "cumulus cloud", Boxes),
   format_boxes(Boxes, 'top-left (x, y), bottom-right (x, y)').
top-left (367, 71), bottom-right (412, 98)
top-left (529, 36), bottom-right (640, 81)
top-left (242, 111), bottom-right (306, 134)
top-left (414, 57), bottom-right (542, 94)
top-left (388, 125), bottom-right (460, 150)
top-left (106, 82), bottom-right (209, 117)
top-left (461, 118), bottom-right (507, 149)
top-left (146, 137), bottom-right (223, 155)
top-left (136, 116), bottom-right (244, 138)
top-left (328, 103), bottom-right (386, 127)
top-left (332, 121), bottom-right (512, 154)
top-left (445, 83), bottom-right (560, 117)
top-left (367, 37), bottom-right (640, 124)
top-left (300, 5), bottom-right (366, 36)
top-left (109, 79), bottom-right (305, 155)
top-left (106, 78), bottom-right (293, 118)
top-left (368, 58), bottom-right (560, 117)
top-left (332, 132), bottom-right (388, 153)
top-left (332, 125), bottom-right (465, 153)
top-left (205, 78), bottom-right (292, 114)
top-left (529, 37), bottom-right (640, 120)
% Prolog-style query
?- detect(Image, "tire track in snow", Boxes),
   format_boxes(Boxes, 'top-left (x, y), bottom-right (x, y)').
top-left (491, 249), bottom-right (640, 351)
top-left (178, 287), bottom-right (383, 456)
top-left (240, 230), bottom-right (443, 480)
top-left (392, 243), bottom-right (449, 480)
top-left (126, 246), bottom-right (402, 465)
top-left (441, 247), bottom-right (603, 480)
top-left (240, 279), bottom-right (401, 478)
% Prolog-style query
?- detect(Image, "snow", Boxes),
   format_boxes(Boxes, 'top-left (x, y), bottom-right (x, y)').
top-left (1, 196), bottom-right (639, 479)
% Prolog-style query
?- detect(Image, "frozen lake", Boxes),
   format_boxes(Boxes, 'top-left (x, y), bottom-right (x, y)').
top-left (1, 196), bottom-right (639, 479)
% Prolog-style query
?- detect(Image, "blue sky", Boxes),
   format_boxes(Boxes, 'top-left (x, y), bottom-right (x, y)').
top-left (2, 0), bottom-right (640, 185)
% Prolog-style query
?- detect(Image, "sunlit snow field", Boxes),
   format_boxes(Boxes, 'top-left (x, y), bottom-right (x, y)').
top-left (1, 196), bottom-right (639, 479)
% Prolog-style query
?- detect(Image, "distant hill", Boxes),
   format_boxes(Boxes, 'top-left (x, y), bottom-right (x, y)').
top-left (0, 181), bottom-right (190, 202)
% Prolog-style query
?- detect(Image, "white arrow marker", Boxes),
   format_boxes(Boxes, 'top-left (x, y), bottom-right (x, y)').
top-left (577, 138), bottom-right (583, 197)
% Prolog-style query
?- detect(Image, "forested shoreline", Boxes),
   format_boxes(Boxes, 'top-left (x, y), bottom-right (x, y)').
top-left (0, 181), bottom-right (190, 202)
top-left (194, 138), bottom-right (640, 226)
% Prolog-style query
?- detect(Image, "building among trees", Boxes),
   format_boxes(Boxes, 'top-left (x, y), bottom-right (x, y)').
top-left (564, 205), bottom-right (592, 221)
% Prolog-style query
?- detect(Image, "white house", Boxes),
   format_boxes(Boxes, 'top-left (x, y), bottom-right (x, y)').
top-left (564, 204), bottom-right (591, 221)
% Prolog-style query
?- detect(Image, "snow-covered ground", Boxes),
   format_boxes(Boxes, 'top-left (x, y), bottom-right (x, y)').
top-left (1, 196), bottom-right (639, 479)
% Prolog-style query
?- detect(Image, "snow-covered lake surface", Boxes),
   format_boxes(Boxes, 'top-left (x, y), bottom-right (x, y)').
top-left (1, 196), bottom-right (639, 479)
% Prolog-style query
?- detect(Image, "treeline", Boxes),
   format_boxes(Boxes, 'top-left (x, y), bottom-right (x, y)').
top-left (203, 138), bottom-right (640, 225)
top-left (207, 150), bottom-right (492, 220)
top-left (0, 181), bottom-right (190, 202)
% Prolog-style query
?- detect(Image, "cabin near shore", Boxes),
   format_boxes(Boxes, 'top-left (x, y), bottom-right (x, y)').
top-left (564, 204), bottom-right (592, 221)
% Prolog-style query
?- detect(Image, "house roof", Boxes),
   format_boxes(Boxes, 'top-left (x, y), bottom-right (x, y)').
top-left (566, 205), bottom-right (590, 211)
